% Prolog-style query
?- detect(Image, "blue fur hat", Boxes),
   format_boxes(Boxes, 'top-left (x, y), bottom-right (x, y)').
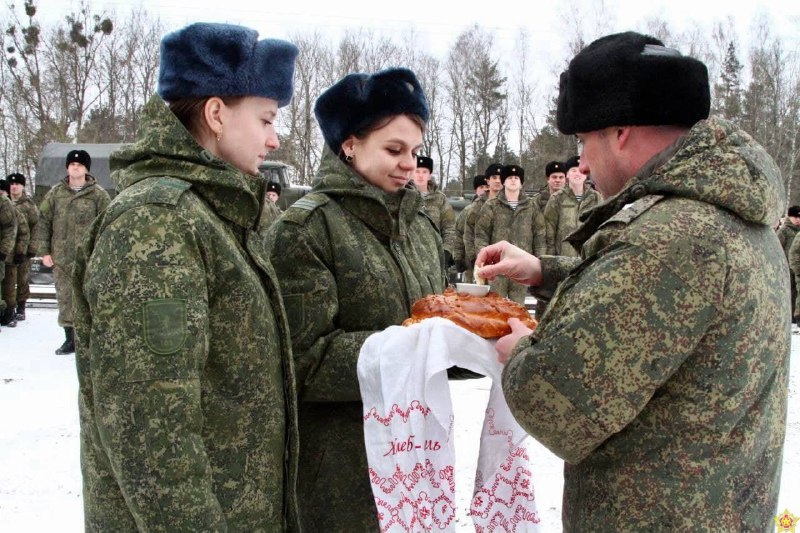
top-left (314, 67), bottom-right (429, 156)
top-left (158, 22), bottom-right (298, 107)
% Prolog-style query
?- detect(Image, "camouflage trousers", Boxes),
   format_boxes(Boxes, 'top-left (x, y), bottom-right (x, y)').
top-left (53, 262), bottom-right (74, 327)
top-left (1, 263), bottom-right (19, 309)
top-left (792, 272), bottom-right (799, 318)
top-left (0, 262), bottom-right (5, 312)
top-left (489, 275), bottom-right (527, 305)
top-left (17, 258), bottom-right (31, 304)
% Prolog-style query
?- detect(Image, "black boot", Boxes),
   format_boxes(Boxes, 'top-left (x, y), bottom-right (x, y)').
top-left (15, 301), bottom-right (25, 321)
top-left (0, 308), bottom-right (16, 327)
top-left (55, 327), bottom-right (75, 355)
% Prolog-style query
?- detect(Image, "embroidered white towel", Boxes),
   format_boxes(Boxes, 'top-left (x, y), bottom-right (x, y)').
top-left (358, 317), bottom-right (541, 532)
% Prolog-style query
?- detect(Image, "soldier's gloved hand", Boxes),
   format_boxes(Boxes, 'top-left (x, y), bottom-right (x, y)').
top-left (13, 254), bottom-right (25, 265)
top-left (444, 250), bottom-right (455, 268)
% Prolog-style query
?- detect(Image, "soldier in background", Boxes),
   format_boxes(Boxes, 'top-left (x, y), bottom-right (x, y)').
top-left (477, 31), bottom-right (788, 532)
top-left (414, 154), bottom-right (456, 267)
top-left (0, 178), bottom-right (19, 331)
top-left (0, 176), bottom-right (29, 327)
top-left (544, 155), bottom-right (602, 256)
top-left (262, 180), bottom-right (283, 225)
top-left (778, 205), bottom-right (800, 322)
top-left (6, 173), bottom-right (39, 321)
top-left (71, 23), bottom-right (300, 531)
top-left (464, 162), bottom-right (503, 281)
top-left (474, 163), bottom-right (545, 304)
top-left (454, 174), bottom-right (488, 282)
top-left (534, 160), bottom-right (566, 212)
top-left (36, 149), bottom-right (110, 354)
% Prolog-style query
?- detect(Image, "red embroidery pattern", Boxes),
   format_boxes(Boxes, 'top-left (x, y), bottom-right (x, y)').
top-left (364, 400), bottom-right (431, 425)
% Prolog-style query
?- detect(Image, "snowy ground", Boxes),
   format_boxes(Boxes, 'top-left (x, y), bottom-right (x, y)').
top-left (0, 306), bottom-right (797, 531)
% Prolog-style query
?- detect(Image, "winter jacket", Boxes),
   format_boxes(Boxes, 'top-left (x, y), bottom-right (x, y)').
top-left (267, 158), bottom-right (446, 531)
top-left (504, 117), bottom-right (790, 532)
top-left (13, 193), bottom-right (39, 256)
top-left (0, 194), bottom-right (17, 262)
top-left (72, 95), bottom-right (300, 532)
top-left (544, 186), bottom-right (602, 256)
top-left (422, 181), bottom-right (457, 256)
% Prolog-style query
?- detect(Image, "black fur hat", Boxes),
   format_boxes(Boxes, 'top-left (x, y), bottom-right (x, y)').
top-left (472, 174), bottom-right (488, 190)
top-left (417, 155), bottom-right (433, 172)
top-left (788, 206), bottom-right (800, 218)
top-left (6, 173), bottom-right (25, 186)
top-left (501, 164), bottom-right (524, 184)
top-left (545, 160), bottom-right (564, 177)
top-left (66, 149), bottom-right (92, 171)
top-left (564, 155), bottom-right (581, 172)
top-left (557, 31), bottom-right (710, 134)
top-left (0, 176), bottom-right (8, 194)
top-left (266, 181), bottom-right (281, 195)
top-left (485, 163), bottom-right (503, 177)
top-left (315, 67), bottom-right (429, 157)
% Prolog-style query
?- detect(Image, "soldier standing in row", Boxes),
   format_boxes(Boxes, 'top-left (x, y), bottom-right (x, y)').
top-left (478, 31), bottom-right (789, 531)
top-left (778, 205), bottom-right (800, 322)
top-left (544, 155), bottom-right (602, 256)
top-left (474, 163), bottom-right (546, 304)
top-left (464, 163), bottom-right (502, 281)
top-left (262, 180), bottom-right (283, 226)
top-left (414, 155), bottom-right (457, 267)
top-left (36, 149), bottom-right (110, 354)
top-left (534, 160), bottom-right (566, 212)
top-left (72, 23), bottom-right (301, 530)
top-left (0, 176), bottom-right (29, 327)
top-left (453, 174), bottom-right (488, 281)
top-left (6, 173), bottom-right (38, 321)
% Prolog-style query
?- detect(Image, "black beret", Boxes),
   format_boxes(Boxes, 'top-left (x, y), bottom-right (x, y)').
top-left (66, 149), bottom-right (91, 171)
top-left (545, 161), bottom-right (564, 177)
top-left (564, 156), bottom-right (581, 172)
top-left (501, 164), bottom-right (524, 183)
top-left (472, 174), bottom-right (488, 190)
top-left (557, 31), bottom-right (710, 134)
top-left (0, 177), bottom-right (8, 194)
top-left (315, 67), bottom-right (429, 156)
top-left (485, 163), bottom-right (503, 177)
top-left (788, 206), bottom-right (800, 218)
top-left (266, 181), bottom-right (281, 195)
top-left (158, 23), bottom-right (298, 107)
top-left (417, 155), bottom-right (433, 171)
top-left (6, 173), bottom-right (25, 186)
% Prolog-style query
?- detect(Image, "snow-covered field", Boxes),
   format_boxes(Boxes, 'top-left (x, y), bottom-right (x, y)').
top-left (1, 306), bottom-right (797, 531)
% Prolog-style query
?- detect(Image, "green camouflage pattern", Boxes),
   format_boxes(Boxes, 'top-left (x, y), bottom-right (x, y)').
top-left (544, 186), bottom-right (602, 256)
top-left (0, 194), bottom-right (16, 260)
top-left (1, 204), bottom-right (29, 309)
top-left (533, 187), bottom-right (550, 212)
top-left (503, 117), bottom-right (789, 532)
top-left (13, 193), bottom-right (39, 256)
top-left (36, 174), bottom-right (110, 326)
top-left (267, 157), bottom-right (446, 532)
top-left (72, 95), bottom-right (300, 532)
top-left (474, 192), bottom-right (546, 302)
top-left (422, 181), bottom-right (457, 255)
top-left (463, 194), bottom-right (487, 268)
top-left (778, 219), bottom-right (800, 316)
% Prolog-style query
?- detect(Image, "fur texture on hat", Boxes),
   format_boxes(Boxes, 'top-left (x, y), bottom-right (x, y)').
top-left (545, 160), bottom-right (564, 177)
top-left (66, 149), bottom-right (92, 171)
top-left (557, 31), bottom-right (710, 134)
top-left (472, 174), bottom-right (488, 190)
top-left (501, 164), bottom-right (524, 184)
top-left (485, 163), bottom-right (503, 177)
top-left (788, 206), bottom-right (800, 218)
top-left (314, 67), bottom-right (429, 157)
top-left (158, 22), bottom-right (298, 107)
top-left (564, 156), bottom-right (581, 172)
top-left (6, 173), bottom-right (25, 186)
top-left (266, 181), bottom-right (281, 195)
top-left (417, 155), bottom-right (433, 172)
top-left (0, 177), bottom-right (8, 194)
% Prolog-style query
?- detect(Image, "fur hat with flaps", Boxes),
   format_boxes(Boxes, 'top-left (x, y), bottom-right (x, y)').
top-left (485, 163), bottom-right (503, 177)
top-left (6, 173), bottom-right (25, 186)
top-left (314, 67), bottom-right (429, 157)
top-left (473, 174), bottom-right (488, 190)
top-left (66, 149), bottom-right (91, 171)
top-left (788, 206), bottom-right (800, 218)
top-left (0, 177), bottom-right (8, 194)
top-left (564, 155), bottom-right (581, 172)
top-left (501, 164), bottom-right (524, 183)
top-left (266, 181), bottom-right (281, 195)
top-left (158, 22), bottom-right (298, 107)
top-left (545, 160), bottom-right (564, 177)
top-left (417, 155), bottom-right (433, 172)
top-left (557, 31), bottom-right (710, 135)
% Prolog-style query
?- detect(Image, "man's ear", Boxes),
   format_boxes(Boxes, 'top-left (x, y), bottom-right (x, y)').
top-left (615, 126), bottom-right (632, 150)
top-left (203, 97), bottom-right (225, 137)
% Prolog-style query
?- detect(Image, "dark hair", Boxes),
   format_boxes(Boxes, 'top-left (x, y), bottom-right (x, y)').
top-left (168, 96), bottom-right (245, 137)
top-left (341, 113), bottom-right (426, 163)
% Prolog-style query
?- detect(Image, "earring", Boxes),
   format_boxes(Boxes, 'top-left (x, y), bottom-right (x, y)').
top-left (345, 153), bottom-right (354, 163)
top-left (216, 131), bottom-right (222, 142)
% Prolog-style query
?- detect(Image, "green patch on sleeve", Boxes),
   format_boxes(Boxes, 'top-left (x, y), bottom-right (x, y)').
top-left (143, 298), bottom-right (187, 355)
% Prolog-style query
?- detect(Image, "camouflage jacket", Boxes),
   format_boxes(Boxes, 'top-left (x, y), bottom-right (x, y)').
top-left (72, 95), bottom-right (300, 532)
top-left (13, 193), bottom-right (39, 256)
top-left (474, 191), bottom-right (546, 257)
top-left (777, 219), bottom-right (800, 260)
top-left (533, 187), bottom-right (551, 212)
top-left (8, 202), bottom-right (29, 262)
top-left (504, 117), bottom-right (789, 532)
top-left (463, 194), bottom-right (488, 266)
top-left (267, 159), bottom-right (446, 531)
top-left (422, 181), bottom-right (457, 255)
top-left (36, 174), bottom-right (110, 266)
top-left (543, 185), bottom-right (602, 256)
top-left (0, 194), bottom-right (17, 260)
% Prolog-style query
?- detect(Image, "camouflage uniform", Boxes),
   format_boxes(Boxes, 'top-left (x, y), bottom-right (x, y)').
top-left (474, 192), bottom-right (546, 303)
top-left (504, 117), bottom-right (789, 532)
top-left (0, 195), bottom-right (18, 314)
top-left (1, 203), bottom-right (29, 314)
top-left (12, 193), bottom-right (39, 313)
top-left (460, 194), bottom-right (486, 283)
top-left (72, 95), bottom-right (300, 532)
top-left (533, 186), bottom-right (551, 212)
top-left (544, 186), bottom-right (602, 256)
top-left (422, 181), bottom-right (457, 259)
top-left (267, 160), bottom-right (446, 532)
top-left (778, 219), bottom-right (800, 318)
top-left (36, 174), bottom-right (110, 326)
